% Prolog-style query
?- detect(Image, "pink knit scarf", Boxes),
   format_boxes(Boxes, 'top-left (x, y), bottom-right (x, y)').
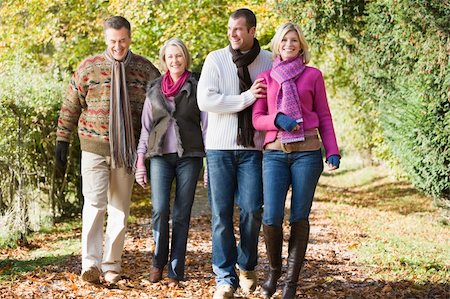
top-left (161, 71), bottom-right (190, 98)
top-left (270, 55), bottom-right (306, 143)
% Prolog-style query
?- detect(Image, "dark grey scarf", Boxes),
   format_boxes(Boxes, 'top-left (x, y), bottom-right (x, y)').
top-left (229, 38), bottom-right (261, 148)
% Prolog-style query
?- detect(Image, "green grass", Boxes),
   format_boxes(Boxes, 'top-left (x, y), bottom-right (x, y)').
top-left (0, 216), bottom-right (81, 281)
top-left (0, 238), bottom-right (79, 282)
top-left (38, 218), bottom-right (81, 235)
top-left (317, 156), bottom-right (449, 284)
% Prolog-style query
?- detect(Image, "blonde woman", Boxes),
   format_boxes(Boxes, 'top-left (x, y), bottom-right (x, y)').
top-left (135, 38), bottom-right (206, 287)
top-left (253, 23), bottom-right (340, 298)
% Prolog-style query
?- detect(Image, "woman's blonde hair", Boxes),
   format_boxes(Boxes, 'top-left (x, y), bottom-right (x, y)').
top-left (270, 22), bottom-right (311, 64)
top-left (159, 37), bottom-right (192, 71)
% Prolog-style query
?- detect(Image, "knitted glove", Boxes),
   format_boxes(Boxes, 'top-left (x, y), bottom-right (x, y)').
top-left (275, 113), bottom-right (298, 132)
top-left (326, 155), bottom-right (340, 170)
top-left (55, 141), bottom-right (69, 176)
top-left (135, 154), bottom-right (148, 188)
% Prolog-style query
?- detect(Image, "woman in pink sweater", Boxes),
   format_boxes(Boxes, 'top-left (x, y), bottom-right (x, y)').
top-left (252, 22), bottom-right (340, 299)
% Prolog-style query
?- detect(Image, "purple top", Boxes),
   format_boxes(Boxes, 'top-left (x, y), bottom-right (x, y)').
top-left (137, 95), bottom-right (208, 155)
top-left (252, 66), bottom-right (340, 159)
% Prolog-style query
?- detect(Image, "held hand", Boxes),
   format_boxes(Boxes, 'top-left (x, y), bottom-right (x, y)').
top-left (249, 78), bottom-right (267, 99)
top-left (326, 155), bottom-right (340, 171)
top-left (203, 166), bottom-right (208, 189)
top-left (55, 141), bottom-right (69, 176)
top-left (135, 154), bottom-right (148, 188)
top-left (275, 113), bottom-right (299, 132)
top-left (135, 167), bottom-right (148, 189)
top-left (136, 154), bottom-right (146, 169)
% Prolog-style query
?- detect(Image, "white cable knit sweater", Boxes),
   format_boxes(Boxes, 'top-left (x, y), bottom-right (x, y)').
top-left (197, 46), bottom-right (272, 150)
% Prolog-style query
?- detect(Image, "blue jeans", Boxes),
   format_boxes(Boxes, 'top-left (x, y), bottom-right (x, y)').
top-left (150, 154), bottom-right (203, 280)
top-left (206, 150), bottom-right (263, 288)
top-left (262, 150), bottom-right (323, 227)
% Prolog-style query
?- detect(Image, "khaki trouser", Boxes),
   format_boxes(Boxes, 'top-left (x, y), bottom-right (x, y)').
top-left (81, 151), bottom-right (134, 273)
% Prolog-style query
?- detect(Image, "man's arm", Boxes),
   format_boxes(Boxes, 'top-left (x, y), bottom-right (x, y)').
top-left (56, 71), bottom-right (84, 142)
top-left (197, 53), bottom-right (266, 114)
top-left (55, 70), bottom-right (84, 175)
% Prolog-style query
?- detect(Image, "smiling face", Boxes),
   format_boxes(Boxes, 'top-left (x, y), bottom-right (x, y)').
top-left (279, 30), bottom-right (301, 61)
top-left (227, 17), bottom-right (255, 51)
top-left (164, 45), bottom-right (187, 80)
top-left (105, 27), bottom-right (131, 61)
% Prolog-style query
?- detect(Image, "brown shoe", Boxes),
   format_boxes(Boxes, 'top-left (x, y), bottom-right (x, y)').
top-left (149, 266), bottom-right (163, 283)
top-left (238, 267), bottom-right (257, 293)
top-left (81, 266), bottom-right (100, 284)
top-left (168, 278), bottom-right (179, 288)
top-left (104, 271), bottom-right (121, 284)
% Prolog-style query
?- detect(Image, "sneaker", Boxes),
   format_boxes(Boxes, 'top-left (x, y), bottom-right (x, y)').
top-left (213, 284), bottom-right (235, 299)
top-left (104, 271), bottom-right (121, 284)
top-left (81, 266), bottom-right (100, 283)
top-left (239, 268), bottom-right (257, 293)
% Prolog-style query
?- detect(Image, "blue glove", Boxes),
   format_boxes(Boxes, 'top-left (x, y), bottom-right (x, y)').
top-left (275, 113), bottom-right (298, 132)
top-left (326, 155), bottom-right (340, 169)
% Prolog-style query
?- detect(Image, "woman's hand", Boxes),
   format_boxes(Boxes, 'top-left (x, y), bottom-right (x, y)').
top-left (275, 113), bottom-right (299, 132)
top-left (135, 167), bottom-right (148, 188)
top-left (326, 155), bottom-right (340, 171)
top-left (135, 154), bottom-right (148, 188)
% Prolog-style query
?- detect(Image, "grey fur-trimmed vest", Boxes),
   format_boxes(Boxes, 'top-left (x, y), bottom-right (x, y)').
top-left (145, 75), bottom-right (205, 158)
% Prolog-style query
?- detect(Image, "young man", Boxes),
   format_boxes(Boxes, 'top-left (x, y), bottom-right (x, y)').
top-left (55, 16), bottom-right (160, 284)
top-left (197, 8), bottom-right (272, 299)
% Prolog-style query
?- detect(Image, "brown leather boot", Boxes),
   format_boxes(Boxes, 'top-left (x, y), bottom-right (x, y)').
top-left (149, 266), bottom-right (163, 283)
top-left (282, 220), bottom-right (309, 299)
top-left (261, 224), bottom-right (283, 298)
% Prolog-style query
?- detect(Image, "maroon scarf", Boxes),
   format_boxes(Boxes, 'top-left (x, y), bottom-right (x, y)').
top-left (161, 70), bottom-right (191, 98)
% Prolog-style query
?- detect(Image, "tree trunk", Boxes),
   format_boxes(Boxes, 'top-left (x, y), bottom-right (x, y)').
top-left (16, 113), bottom-right (28, 245)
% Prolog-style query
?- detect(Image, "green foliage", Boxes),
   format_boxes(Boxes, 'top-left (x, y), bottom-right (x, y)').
top-left (0, 0), bottom-right (284, 242)
top-left (0, 0), bottom-right (108, 71)
top-left (116, 0), bottom-right (232, 72)
top-left (0, 56), bottom-right (82, 239)
top-left (279, 0), bottom-right (450, 204)
top-left (0, 56), bottom-right (62, 199)
top-left (0, 0), bottom-right (283, 73)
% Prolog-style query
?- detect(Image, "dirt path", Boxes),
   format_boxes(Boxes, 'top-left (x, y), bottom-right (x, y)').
top-left (0, 183), bottom-right (446, 298)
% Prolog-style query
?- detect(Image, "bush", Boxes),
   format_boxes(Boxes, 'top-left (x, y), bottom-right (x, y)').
top-left (279, 0), bottom-right (450, 205)
top-left (0, 56), bottom-right (81, 242)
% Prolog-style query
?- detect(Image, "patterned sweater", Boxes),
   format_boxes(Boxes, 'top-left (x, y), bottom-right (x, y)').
top-left (56, 53), bottom-right (160, 156)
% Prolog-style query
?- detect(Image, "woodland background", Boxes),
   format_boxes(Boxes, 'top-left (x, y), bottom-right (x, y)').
top-left (0, 1), bottom-right (448, 298)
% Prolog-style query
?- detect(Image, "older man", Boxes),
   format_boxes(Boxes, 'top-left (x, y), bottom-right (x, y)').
top-left (55, 16), bottom-right (159, 284)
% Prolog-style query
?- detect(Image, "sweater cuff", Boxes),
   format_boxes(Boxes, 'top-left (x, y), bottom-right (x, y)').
top-left (242, 90), bottom-right (256, 106)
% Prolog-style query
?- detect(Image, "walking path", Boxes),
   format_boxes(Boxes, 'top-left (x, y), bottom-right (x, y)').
top-left (0, 181), bottom-right (447, 298)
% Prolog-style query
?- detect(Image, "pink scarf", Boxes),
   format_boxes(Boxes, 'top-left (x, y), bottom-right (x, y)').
top-left (270, 55), bottom-right (306, 143)
top-left (161, 70), bottom-right (191, 98)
